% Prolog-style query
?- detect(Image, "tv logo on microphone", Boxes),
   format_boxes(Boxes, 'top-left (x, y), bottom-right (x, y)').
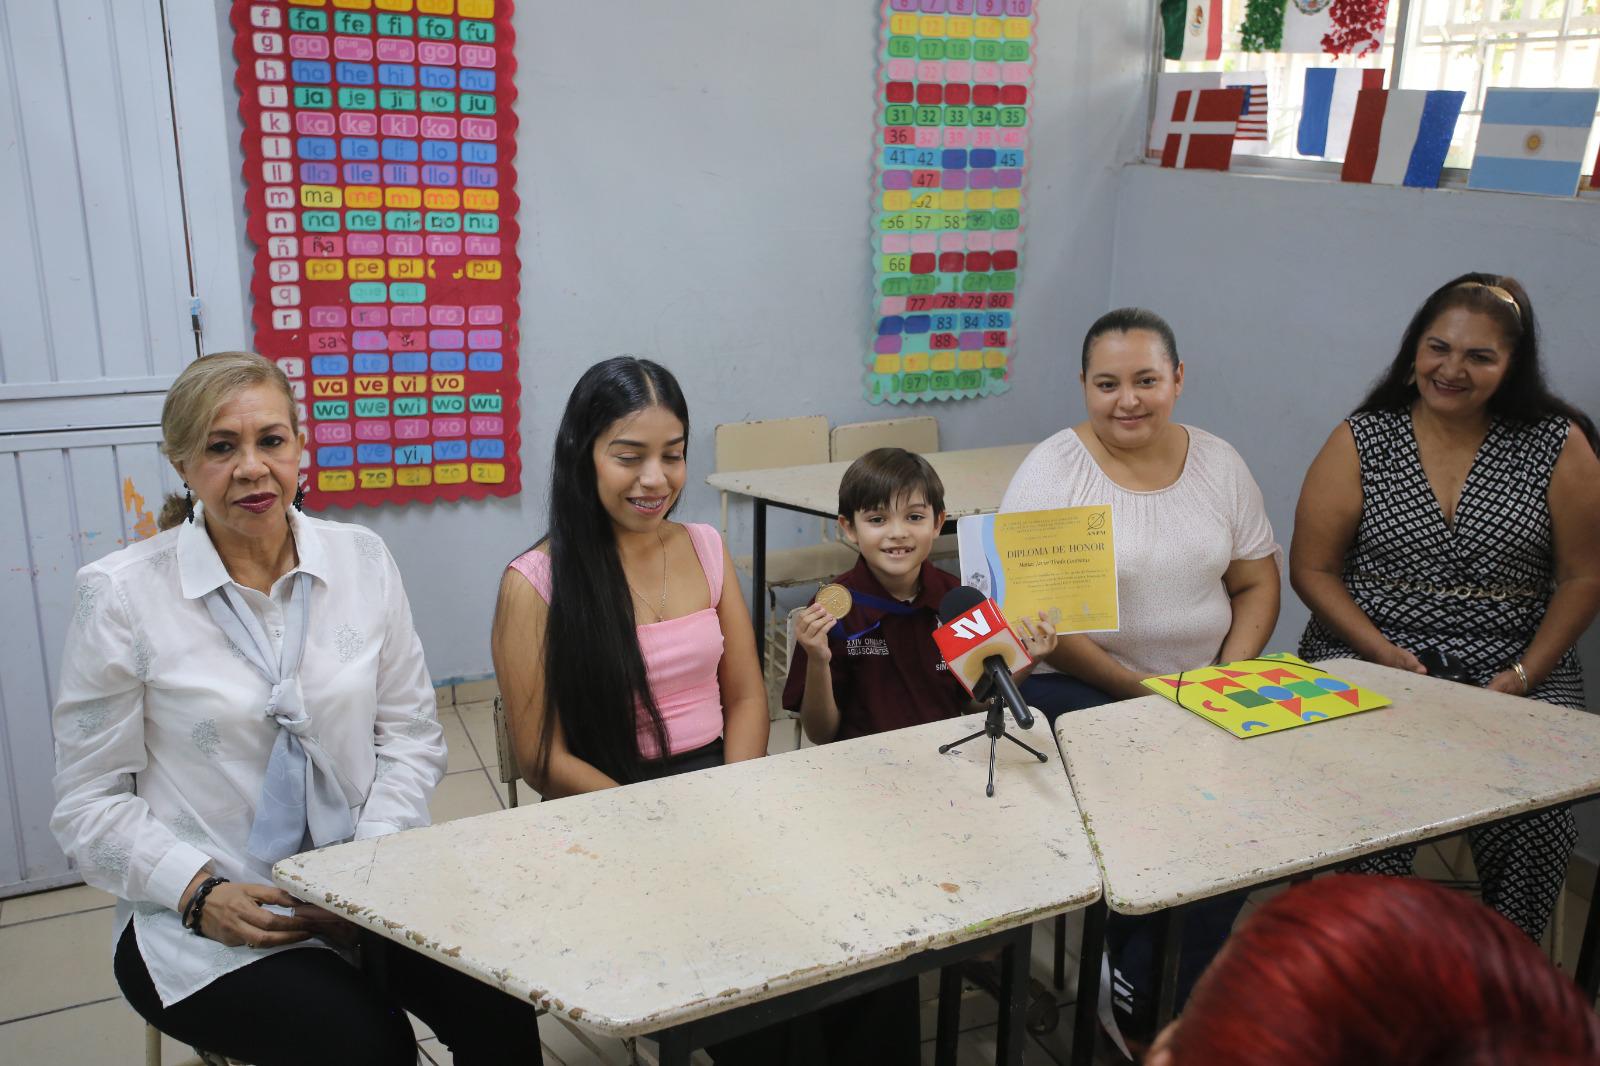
top-left (932, 599), bottom-right (1025, 692)
top-left (947, 610), bottom-right (992, 640)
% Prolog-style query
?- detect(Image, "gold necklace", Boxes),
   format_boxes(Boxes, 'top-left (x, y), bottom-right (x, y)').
top-left (625, 527), bottom-right (669, 623)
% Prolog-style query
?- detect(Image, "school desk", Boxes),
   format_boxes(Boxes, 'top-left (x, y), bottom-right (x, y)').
top-left (1055, 658), bottom-right (1600, 1066)
top-left (706, 442), bottom-right (1034, 661)
top-left (275, 709), bottom-right (1099, 1066)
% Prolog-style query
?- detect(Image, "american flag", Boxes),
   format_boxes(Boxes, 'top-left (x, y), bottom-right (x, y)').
top-left (1233, 81), bottom-right (1268, 142)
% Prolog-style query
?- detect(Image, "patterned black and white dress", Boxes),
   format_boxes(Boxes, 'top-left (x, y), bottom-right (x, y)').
top-left (1299, 408), bottom-right (1581, 940)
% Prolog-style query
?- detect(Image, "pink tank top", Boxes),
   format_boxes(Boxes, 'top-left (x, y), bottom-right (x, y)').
top-left (507, 523), bottom-right (726, 758)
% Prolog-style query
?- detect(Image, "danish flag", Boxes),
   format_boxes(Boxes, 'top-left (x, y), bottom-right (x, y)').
top-left (1160, 88), bottom-right (1245, 171)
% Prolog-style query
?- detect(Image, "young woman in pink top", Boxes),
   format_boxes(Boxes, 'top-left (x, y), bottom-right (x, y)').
top-left (491, 357), bottom-right (769, 799)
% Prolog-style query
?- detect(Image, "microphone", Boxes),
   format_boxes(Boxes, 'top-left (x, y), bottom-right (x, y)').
top-left (932, 586), bottom-right (1035, 729)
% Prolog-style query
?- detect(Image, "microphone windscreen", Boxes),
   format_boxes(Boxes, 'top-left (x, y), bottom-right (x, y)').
top-left (938, 584), bottom-right (987, 624)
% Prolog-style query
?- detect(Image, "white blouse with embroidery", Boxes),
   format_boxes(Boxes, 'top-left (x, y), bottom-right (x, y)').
top-left (50, 508), bottom-right (446, 1006)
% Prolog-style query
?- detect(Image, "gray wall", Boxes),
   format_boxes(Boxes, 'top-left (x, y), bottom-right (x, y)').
top-left (180, 1), bottom-right (1157, 682)
top-left (1109, 164), bottom-right (1600, 851)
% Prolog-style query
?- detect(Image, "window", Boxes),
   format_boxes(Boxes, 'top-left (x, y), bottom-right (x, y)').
top-left (1154, 0), bottom-right (1600, 181)
top-left (1406, 0), bottom-right (1600, 168)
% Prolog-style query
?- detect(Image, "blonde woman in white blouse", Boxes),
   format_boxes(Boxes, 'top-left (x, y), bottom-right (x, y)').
top-left (49, 353), bottom-right (542, 1065)
top-left (998, 309), bottom-right (1280, 1056)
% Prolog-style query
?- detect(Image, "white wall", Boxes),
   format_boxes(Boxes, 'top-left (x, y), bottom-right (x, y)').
top-left (173, 1), bottom-right (1157, 682)
top-left (1109, 163), bottom-right (1600, 848)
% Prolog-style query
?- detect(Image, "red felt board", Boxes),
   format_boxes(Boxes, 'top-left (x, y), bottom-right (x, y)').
top-left (232, 0), bottom-right (521, 509)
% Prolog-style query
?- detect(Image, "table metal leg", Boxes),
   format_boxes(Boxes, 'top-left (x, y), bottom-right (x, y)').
top-left (936, 964), bottom-right (962, 1066)
top-left (654, 1028), bottom-right (691, 1066)
top-left (1153, 905), bottom-right (1186, 1029)
top-left (1070, 901), bottom-right (1106, 1066)
top-left (1053, 913), bottom-right (1067, 991)
top-left (997, 925), bottom-right (1031, 1066)
top-left (752, 498), bottom-right (767, 669)
top-left (1574, 860), bottom-right (1600, 1000)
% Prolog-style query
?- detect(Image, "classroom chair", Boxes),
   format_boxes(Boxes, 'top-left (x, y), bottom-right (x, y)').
top-left (828, 416), bottom-right (958, 566)
top-left (714, 417), bottom-right (858, 710)
top-left (776, 607), bottom-right (808, 749)
top-left (491, 698), bottom-right (655, 1065)
top-left (828, 415), bottom-right (940, 461)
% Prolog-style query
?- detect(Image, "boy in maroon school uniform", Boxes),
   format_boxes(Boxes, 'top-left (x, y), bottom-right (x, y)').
top-left (785, 448), bottom-right (970, 742)
top-left (781, 447), bottom-right (1056, 1064)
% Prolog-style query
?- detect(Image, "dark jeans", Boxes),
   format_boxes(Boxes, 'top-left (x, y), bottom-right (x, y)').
top-left (1019, 672), bottom-right (1245, 1037)
top-left (116, 921), bottom-right (543, 1066)
top-left (1103, 895), bottom-right (1246, 1040)
top-left (1019, 672), bottom-right (1116, 724)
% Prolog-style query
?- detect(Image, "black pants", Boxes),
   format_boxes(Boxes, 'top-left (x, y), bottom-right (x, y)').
top-left (116, 922), bottom-right (543, 1066)
top-left (817, 976), bottom-right (921, 1066)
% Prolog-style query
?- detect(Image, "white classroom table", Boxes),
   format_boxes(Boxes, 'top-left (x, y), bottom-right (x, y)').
top-left (275, 710), bottom-right (1100, 1066)
top-left (1055, 658), bottom-right (1600, 1066)
top-left (706, 442), bottom-right (1035, 660)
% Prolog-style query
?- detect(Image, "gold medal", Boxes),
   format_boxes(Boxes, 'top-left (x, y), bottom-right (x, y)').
top-left (815, 584), bottom-right (853, 620)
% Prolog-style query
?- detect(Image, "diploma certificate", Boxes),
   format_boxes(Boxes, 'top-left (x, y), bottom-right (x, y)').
top-left (956, 506), bottom-right (1119, 634)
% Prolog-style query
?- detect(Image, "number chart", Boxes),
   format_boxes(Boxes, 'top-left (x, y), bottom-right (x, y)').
top-left (233, 0), bottom-right (521, 508)
top-left (868, 0), bottom-right (1037, 405)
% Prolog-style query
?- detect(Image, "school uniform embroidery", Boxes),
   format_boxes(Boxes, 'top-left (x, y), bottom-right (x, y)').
top-left (846, 637), bottom-right (891, 657)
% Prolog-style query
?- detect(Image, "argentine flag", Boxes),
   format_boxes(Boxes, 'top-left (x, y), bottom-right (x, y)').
top-left (1468, 88), bottom-right (1600, 197)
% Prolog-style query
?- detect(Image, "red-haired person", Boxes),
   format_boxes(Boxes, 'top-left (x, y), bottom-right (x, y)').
top-left (1147, 875), bottom-right (1600, 1066)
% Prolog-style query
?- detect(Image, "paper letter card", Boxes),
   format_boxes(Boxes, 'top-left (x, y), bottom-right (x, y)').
top-left (234, 0), bottom-right (522, 508)
top-left (1142, 653), bottom-right (1391, 739)
top-left (956, 507), bottom-right (1118, 634)
top-left (867, 0), bottom-right (1039, 405)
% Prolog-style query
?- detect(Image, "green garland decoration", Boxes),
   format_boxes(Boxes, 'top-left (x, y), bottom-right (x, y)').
top-left (1238, 0), bottom-right (1285, 53)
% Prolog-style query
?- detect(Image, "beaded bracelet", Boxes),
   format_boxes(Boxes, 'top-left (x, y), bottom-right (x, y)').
top-left (182, 876), bottom-right (229, 938)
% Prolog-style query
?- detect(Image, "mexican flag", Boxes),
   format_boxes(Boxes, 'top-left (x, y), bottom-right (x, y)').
top-left (1162, 0), bottom-right (1224, 62)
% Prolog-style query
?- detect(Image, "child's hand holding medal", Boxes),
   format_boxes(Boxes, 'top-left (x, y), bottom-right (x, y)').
top-left (795, 584), bottom-right (853, 664)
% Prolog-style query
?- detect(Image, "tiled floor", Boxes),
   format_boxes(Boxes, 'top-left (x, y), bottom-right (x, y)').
top-left (4, 688), bottom-right (1593, 1065)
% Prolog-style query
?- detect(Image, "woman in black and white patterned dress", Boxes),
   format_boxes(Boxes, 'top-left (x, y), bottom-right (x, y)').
top-left (1290, 273), bottom-right (1600, 941)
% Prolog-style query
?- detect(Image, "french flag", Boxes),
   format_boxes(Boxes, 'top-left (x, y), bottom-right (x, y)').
top-left (1298, 68), bottom-right (1385, 160)
top-left (1341, 89), bottom-right (1465, 188)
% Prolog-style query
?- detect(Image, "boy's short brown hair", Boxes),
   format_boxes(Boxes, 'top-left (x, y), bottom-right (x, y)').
top-left (837, 447), bottom-right (946, 520)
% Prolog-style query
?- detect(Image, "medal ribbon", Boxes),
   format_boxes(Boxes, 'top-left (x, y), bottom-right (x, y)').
top-left (830, 588), bottom-right (922, 642)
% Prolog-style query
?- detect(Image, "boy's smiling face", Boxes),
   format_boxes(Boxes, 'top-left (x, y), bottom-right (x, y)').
top-left (840, 492), bottom-right (945, 596)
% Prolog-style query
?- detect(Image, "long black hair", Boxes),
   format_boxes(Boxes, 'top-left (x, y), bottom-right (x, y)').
top-left (1353, 272), bottom-right (1598, 452)
top-left (535, 356), bottom-right (688, 786)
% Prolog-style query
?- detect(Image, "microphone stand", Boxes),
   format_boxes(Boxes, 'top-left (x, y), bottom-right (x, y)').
top-left (939, 692), bottom-right (1050, 797)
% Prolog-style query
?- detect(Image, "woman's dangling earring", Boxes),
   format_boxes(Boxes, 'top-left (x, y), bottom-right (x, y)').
top-left (183, 483), bottom-right (195, 524)
top-left (292, 485), bottom-right (306, 512)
